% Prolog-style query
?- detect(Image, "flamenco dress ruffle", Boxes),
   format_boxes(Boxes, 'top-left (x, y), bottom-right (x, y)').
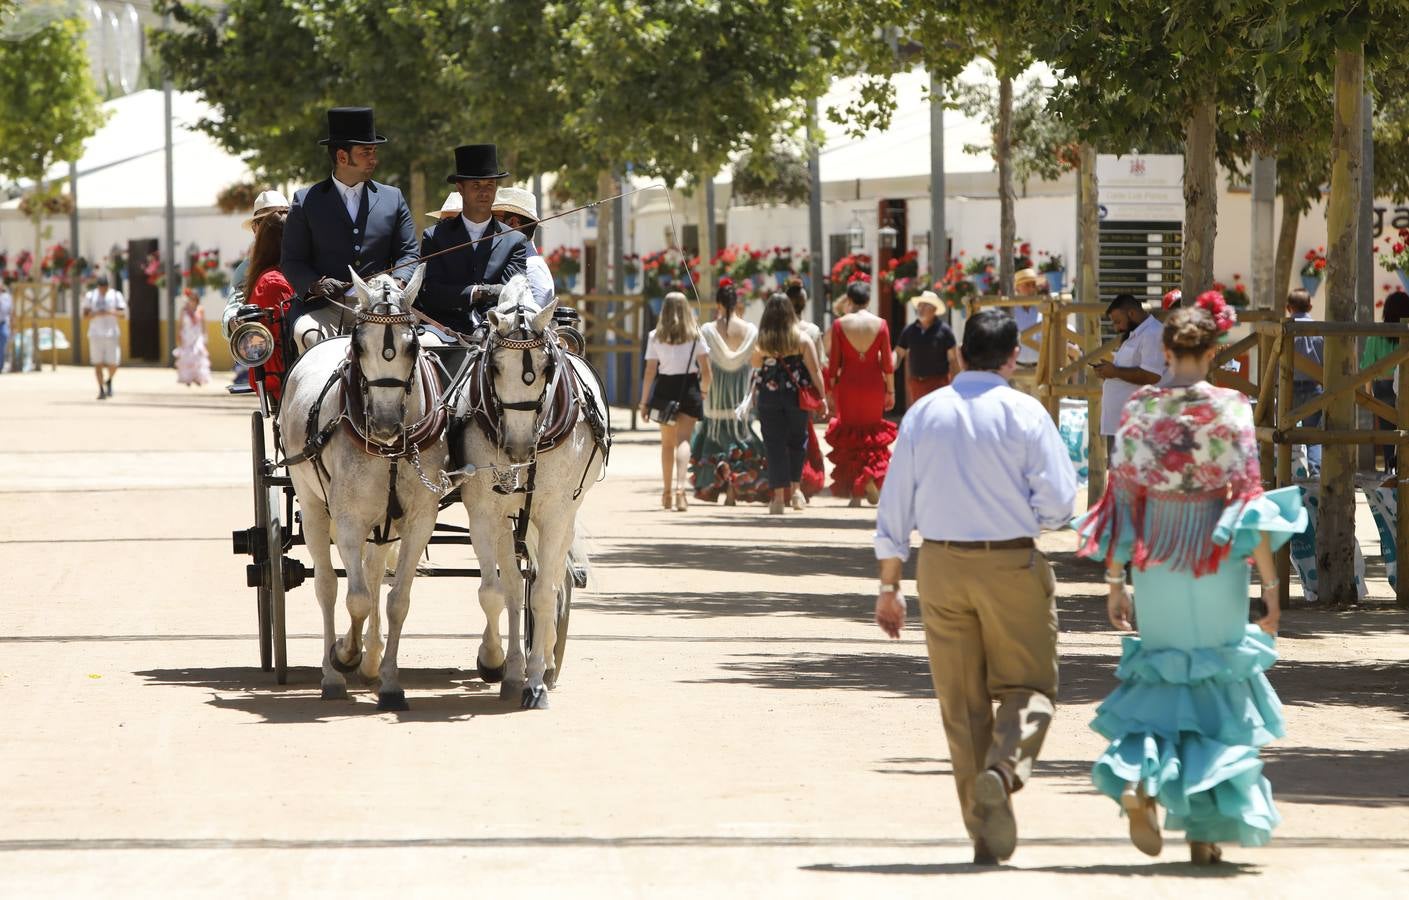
top-left (1076, 487), bottom-right (1307, 847)
top-left (801, 425), bottom-right (826, 498)
top-left (824, 417), bottom-right (898, 497)
top-left (689, 427), bottom-right (771, 503)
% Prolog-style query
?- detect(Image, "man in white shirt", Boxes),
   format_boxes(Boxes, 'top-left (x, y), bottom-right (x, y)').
top-left (1093, 293), bottom-right (1167, 455)
top-left (492, 186), bottom-right (555, 307)
top-left (874, 309), bottom-right (1077, 866)
top-left (82, 273), bottom-right (127, 399)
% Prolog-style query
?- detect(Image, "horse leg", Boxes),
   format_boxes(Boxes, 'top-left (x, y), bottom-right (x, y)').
top-left (521, 518), bottom-right (573, 710)
top-left (302, 502), bottom-right (346, 700)
top-left (376, 514), bottom-right (434, 711)
top-left (330, 513), bottom-right (374, 678)
top-left (467, 515), bottom-right (508, 685)
top-left (499, 529), bottom-right (528, 699)
top-left (359, 539), bottom-right (392, 680)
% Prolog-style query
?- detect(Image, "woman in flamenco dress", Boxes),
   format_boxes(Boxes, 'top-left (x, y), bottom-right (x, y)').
top-left (824, 279), bottom-right (897, 506)
top-left (689, 279), bottom-right (770, 504)
top-left (1074, 295), bottom-right (1307, 866)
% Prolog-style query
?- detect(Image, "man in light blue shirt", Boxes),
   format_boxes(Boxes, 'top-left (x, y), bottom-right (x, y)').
top-left (873, 308), bottom-right (1077, 866)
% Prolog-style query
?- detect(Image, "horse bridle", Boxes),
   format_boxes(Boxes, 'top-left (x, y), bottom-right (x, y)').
top-left (352, 297), bottom-right (420, 398)
top-left (486, 304), bottom-right (558, 427)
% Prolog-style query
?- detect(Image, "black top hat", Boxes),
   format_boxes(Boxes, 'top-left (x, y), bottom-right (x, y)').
top-left (319, 107), bottom-right (387, 146)
top-left (447, 144), bottom-right (509, 183)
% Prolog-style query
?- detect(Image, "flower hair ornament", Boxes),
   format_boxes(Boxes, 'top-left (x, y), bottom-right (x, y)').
top-left (718, 276), bottom-right (733, 288)
top-left (1162, 288), bottom-right (1182, 310)
top-left (1195, 289), bottom-right (1238, 337)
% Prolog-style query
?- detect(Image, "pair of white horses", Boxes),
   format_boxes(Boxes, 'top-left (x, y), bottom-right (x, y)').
top-left (279, 267), bottom-right (604, 711)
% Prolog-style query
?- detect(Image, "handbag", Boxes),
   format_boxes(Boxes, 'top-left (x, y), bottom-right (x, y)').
top-left (647, 336), bottom-right (698, 424)
top-left (781, 356), bottom-right (824, 412)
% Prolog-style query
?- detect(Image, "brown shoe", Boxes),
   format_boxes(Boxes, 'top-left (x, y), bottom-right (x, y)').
top-left (1189, 841), bottom-right (1223, 865)
top-left (972, 841), bottom-right (999, 866)
top-left (1121, 783), bottom-right (1163, 857)
top-left (973, 769), bottom-right (1017, 861)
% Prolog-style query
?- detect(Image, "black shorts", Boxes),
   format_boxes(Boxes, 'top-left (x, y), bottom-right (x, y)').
top-left (648, 373), bottom-right (705, 420)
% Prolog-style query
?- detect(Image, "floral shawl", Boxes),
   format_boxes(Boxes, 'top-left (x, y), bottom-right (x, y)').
top-left (1078, 383), bottom-right (1261, 575)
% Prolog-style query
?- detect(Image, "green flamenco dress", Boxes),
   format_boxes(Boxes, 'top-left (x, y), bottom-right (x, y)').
top-left (689, 320), bottom-right (770, 503)
top-left (1074, 383), bottom-right (1308, 847)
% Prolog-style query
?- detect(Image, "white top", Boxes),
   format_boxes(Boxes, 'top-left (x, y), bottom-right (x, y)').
top-left (461, 215), bottom-right (491, 241)
top-left (331, 174), bottom-right (364, 220)
top-left (645, 329), bottom-right (702, 375)
top-left (83, 288), bottom-right (127, 340)
top-left (1013, 305), bottom-right (1042, 364)
top-left (1101, 313), bottom-right (1168, 436)
top-left (526, 253), bottom-right (554, 306)
top-left (874, 371), bottom-right (1077, 560)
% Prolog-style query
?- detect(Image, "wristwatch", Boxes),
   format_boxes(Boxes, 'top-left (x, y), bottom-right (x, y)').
top-left (879, 583), bottom-right (901, 593)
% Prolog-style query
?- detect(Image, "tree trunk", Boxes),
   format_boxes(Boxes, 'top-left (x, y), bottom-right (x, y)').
top-left (408, 167), bottom-right (428, 235)
top-left (1078, 143), bottom-right (1104, 505)
top-left (1181, 96), bottom-right (1217, 300)
top-left (1273, 193), bottom-right (1300, 304)
top-left (594, 169), bottom-right (615, 294)
top-left (1318, 48), bottom-right (1365, 608)
top-left (997, 73), bottom-right (1015, 296)
top-left (696, 174), bottom-right (714, 300)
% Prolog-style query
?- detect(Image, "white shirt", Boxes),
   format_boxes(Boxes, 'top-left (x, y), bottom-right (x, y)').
top-left (83, 288), bottom-right (127, 340)
top-left (1013, 304), bottom-right (1042, 364)
top-left (462, 215), bottom-right (491, 241)
top-left (1101, 313), bottom-right (1168, 435)
top-left (0, 288), bottom-right (12, 326)
top-left (874, 371), bottom-right (1077, 561)
top-left (645, 329), bottom-right (702, 375)
top-left (332, 175), bottom-right (364, 220)
top-left (526, 254), bottom-right (554, 305)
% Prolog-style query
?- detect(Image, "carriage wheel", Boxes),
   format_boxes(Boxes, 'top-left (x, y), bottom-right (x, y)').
top-left (251, 412), bottom-right (274, 672)
top-left (524, 567), bottom-right (573, 690)
top-left (267, 482), bottom-right (288, 685)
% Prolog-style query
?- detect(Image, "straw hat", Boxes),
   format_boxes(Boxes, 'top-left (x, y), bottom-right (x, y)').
top-left (241, 190), bottom-right (289, 231)
top-left (909, 290), bottom-right (945, 312)
top-left (1014, 267), bottom-right (1040, 289)
top-left (492, 186), bottom-right (539, 222)
top-left (426, 190), bottom-right (462, 221)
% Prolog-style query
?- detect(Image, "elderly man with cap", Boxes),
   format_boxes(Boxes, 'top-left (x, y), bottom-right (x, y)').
top-left (281, 106), bottom-right (418, 350)
top-left (417, 144), bottom-right (529, 335)
top-left (894, 290), bottom-right (959, 403)
top-left (492, 186), bottom-right (554, 306)
top-left (222, 189), bottom-right (290, 340)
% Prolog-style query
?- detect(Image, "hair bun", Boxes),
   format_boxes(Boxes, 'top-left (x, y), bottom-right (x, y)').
top-left (1163, 306), bottom-right (1220, 357)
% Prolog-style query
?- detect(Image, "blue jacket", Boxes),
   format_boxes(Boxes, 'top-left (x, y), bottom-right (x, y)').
top-left (280, 177), bottom-right (418, 297)
top-left (416, 215), bottom-right (529, 333)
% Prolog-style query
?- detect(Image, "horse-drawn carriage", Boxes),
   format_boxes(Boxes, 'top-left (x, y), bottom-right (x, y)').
top-left (228, 268), bottom-right (609, 709)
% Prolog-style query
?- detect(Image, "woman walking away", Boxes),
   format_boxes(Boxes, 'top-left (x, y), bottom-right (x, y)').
top-left (1362, 290), bottom-right (1409, 472)
top-left (753, 294), bottom-right (829, 514)
top-left (640, 291), bottom-right (711, 511)
top-left (690, 279), bottom-right (769, 504)
top-left (825, 280), bottom-right (897, 506)
top-left (786, 279), bottom-right (826, 500)
top-left (175, 290), bottom-right (211, 386)
top-left (1075, 295), bottom-right (1307, 866)
top-left (244, 209), bottom-right (296, 403)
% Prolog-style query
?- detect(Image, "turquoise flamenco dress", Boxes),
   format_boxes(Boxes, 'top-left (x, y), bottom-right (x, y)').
top-left (689, 320), bottom-right (771, 503)
top-left (1074, 383), bottom-right (1308, 847)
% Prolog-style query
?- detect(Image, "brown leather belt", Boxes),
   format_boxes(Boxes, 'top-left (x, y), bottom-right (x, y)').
top-left (928, 537), bottom-right (1035, 550)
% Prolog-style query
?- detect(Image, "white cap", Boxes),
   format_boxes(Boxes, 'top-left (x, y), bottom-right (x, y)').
top-left (241, 190), bottom-right (290, 231)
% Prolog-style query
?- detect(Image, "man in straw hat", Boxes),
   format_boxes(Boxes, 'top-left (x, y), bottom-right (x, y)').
top-left (492, 186), bottom-right (554, 306)
top-left (417, 143), bottom-right (529, 335)
top-left (222, 189), bottom-right (289, 339)
top-left (281, 106), bottom-right (418, 349)
top-left (894, 290), bottom-right (958, 403)
top-left (1012, 267), bottom-right (1044, 368)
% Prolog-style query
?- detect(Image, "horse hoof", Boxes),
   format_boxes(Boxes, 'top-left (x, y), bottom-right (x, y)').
top-left (377, 689), bottom-right (409, 711)
top-left (328, 641), bottom-right (362, 675)
top-left (499, 680), bottom-right (524, 701)
top-left (544, 669), bottom-right (559, 690)
top-left (477, 658), bottom-right (506, 684)
top-left (320, 683), bottom-right (348, 701)
top-left (520, 685), bottom-right (550, 710)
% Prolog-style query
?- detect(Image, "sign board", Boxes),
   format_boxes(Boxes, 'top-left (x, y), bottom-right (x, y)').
top-left (1096, 154), bottom-right (1184, 223)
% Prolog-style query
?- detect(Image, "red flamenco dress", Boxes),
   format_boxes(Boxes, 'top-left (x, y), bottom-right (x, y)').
top-left (249, 268), bottom-right (295, 404)
top-left (824, 318), bottom-right (898, 498)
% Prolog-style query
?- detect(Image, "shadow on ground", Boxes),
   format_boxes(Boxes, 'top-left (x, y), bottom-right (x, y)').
top-left (134, 665), bottom-right (523, 724)
top-left (802, 860), bottom-right (1258, 878)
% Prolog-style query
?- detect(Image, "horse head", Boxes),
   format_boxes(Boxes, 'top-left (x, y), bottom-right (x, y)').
top-left (485, 276), bottom-right (558, 463)
top-left (349, 264), bottom-right (426, 444)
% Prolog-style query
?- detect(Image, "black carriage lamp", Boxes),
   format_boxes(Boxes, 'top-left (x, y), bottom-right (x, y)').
top-left (847, 211), bottom-right (866, 254)
top-left (230, 320), bottom-right (275, 368)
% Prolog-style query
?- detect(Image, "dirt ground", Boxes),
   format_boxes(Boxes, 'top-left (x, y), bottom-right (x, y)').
top-left (2, 365), bottom-right (1406, 898)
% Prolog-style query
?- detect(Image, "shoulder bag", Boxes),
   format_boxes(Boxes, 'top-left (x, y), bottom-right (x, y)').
top-left (648, 336), bottom-right (699, 424)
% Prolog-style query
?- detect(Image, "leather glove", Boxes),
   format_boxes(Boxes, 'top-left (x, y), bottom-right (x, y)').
top-left (311, 276), bottom-right (351, 300)
top-left (470, 283), bottom-right (504, 303)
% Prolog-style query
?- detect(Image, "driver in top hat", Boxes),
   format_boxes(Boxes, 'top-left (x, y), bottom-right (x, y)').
top-left (417, 144), bottom-right (529, 335)
top-left (281, 106), bottom-right (418, 350)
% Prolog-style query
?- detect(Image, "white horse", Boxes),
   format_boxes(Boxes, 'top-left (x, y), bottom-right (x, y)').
top-left (279, 265), bottom-right (451, 710)
top-left (458, 277), bottom-right (609, 708)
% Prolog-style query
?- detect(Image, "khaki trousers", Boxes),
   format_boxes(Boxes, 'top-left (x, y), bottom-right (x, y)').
top-left (917, 542), bottom-right (1059, 842)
